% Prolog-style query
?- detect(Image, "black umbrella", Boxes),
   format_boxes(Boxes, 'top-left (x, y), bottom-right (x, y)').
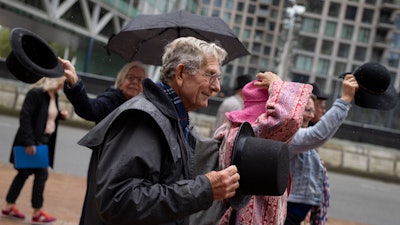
top-left (106, 10), bottom-right (250, 66)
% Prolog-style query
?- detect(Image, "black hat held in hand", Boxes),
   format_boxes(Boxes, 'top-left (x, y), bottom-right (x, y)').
top-left (340, 62), bottom-right (398, 110)
top-left (310, 83), bottom-right (329, 100)
top-left (229, 122), bottom-right (289, 210)
top-left (6, 27), bottom-right (64, 84)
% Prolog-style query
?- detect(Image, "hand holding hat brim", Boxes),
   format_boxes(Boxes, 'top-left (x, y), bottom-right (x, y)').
top-left (339, 62), bottom-right (398, 110)
top-left (6, 27), bottom-right (64, 84)
top-left (229, 122), bottom-right (289, 210)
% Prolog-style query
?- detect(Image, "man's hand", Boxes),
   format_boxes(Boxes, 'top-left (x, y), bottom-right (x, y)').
top-left (205, 165), bottom-right (240, 200)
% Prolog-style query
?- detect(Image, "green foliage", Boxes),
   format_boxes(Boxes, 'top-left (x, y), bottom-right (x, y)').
top-left (0, 27), bottom-right (11, 59)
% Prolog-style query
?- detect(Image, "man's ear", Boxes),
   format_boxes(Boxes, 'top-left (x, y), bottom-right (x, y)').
top-left (175, 64), bottom-right (185, 86)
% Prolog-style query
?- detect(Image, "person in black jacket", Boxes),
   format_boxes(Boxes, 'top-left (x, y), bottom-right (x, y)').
top-left (59, 59), bottom-right (147, 124)
top-left (77, 36), bottom-right (240, 225)
top-left (1, 77), bottom-right (68, 223)
top-left (58, 59), bottom-right (148, 225)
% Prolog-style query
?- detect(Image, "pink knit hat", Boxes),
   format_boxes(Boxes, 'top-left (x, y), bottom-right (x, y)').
top-left (226, 80), bottom-right (269, 124)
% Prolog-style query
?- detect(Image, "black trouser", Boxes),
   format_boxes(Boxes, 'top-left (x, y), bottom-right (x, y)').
top-left (6, 134), bottom-right (50, 209)
top-left (6, 167), bottom-right (49, 208)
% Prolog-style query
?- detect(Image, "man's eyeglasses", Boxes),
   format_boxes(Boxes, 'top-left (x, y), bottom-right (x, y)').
top-left (201, 72), bottom-right (222, 85)
top-left (125, 76), bottom-right (144, 83)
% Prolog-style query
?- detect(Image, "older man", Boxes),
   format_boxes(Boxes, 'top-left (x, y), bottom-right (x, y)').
top-left (76, 37), bottom-right (240, 225)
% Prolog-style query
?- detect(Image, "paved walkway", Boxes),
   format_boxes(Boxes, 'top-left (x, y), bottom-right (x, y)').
top-left (0, 163), bottom-right (370, 225)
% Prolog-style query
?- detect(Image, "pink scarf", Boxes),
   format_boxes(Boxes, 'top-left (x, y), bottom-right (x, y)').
top-left (214, 80), bottom-right (312, 225)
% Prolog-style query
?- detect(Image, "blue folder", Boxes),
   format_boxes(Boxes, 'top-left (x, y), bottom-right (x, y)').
top-left (13, 145), bottom-right (49, 168)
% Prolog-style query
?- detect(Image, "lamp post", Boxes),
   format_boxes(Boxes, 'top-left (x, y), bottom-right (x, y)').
top-left (276, 3), bottom-right (305, 81)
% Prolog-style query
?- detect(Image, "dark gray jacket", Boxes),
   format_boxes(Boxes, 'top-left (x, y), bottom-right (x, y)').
top-left (78, 79), bottom-right (213, 225)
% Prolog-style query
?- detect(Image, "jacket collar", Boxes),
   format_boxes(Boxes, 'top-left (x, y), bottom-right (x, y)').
top-left (142, 78), bottom-right (179, 121)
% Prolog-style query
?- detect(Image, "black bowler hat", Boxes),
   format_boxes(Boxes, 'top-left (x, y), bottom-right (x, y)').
top-left (234, 74), bottom-right (252, 90)
top-left (310, 83), bottom-right (329, 100)
top-left (229, 122), bottom-right (289, 210)
top-left (340, 62), bottom-right (398, 110)
top-left (6, 27), bottom-right (64, 84)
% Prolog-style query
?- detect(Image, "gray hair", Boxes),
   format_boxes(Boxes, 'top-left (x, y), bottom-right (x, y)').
top-left (114, 61), bottom-right (147, 89)
top-left (31, 76), bottom-right (66, 91)
top-left (159, 37), bottom-right (227, 82)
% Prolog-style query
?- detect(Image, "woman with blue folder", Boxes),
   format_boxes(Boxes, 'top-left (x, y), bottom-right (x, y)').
top-left (2, 76), bottom-right (67, 223)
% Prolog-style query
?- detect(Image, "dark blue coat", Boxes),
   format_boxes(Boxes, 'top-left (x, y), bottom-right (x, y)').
top-left (63, 79), bottom-right (126, 124)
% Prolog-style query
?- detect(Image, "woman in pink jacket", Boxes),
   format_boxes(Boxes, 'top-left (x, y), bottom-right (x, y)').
top-left (214, 72), bottom-right (312, 225)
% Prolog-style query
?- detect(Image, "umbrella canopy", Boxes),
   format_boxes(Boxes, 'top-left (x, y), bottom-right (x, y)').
top-left (106, 10), bottom-right (250, 66)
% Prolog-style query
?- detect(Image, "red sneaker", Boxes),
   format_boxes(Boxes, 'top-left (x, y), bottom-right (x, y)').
top-left (32, 210), bottom-right (56, 223)
top-left (1, 206), bottom-right (25, 219)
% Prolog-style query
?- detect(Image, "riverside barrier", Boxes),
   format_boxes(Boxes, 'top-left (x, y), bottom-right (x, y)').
top-left (1, 77), bottom-right (399, 183)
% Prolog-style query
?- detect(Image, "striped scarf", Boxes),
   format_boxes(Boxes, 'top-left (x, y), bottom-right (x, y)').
top-left (156, 81), bottom-right (190, 142)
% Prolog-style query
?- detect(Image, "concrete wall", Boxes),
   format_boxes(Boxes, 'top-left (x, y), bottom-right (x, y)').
top-left (1, 78), bottom-right (399, 182)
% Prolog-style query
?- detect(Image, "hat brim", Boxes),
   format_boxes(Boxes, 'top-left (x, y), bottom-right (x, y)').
top-left (230, 122), bottom-right (253, 210)
top-left (355, 84), bottom-right (398, 110)
top-left (6, 27), bottom-right (64, 83)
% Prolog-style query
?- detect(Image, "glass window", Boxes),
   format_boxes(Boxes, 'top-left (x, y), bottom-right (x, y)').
top-left (257, 17), bottom-right (266, 27)
top-left (255, 30), bottom-right (263, 41)
top-left (248, 4), bottom-right (256, 13)
top-left (317, 59), bottom-right (330, 75)
top-left (212, 10), bottom-right (219, 17)
top-left (358, 27), bottom-right (370, 43)
top-left (365, 0), bottom-right (376, 4)
top-left (302, 18), bottom-right (320, 33)
top-left (250, 56), bottom-right (258, 65)
top-left (200, 8), bottom-right (209, 16)
top-left (246, 17), bottom-right (254, 26)
top-left (248, 67), bottom-right (257, 75)
top-left (341, 24), bottom-right (354, 40)
top-left (264, 46), bottom-right (271, 55)
top-left (223, 12), bottom-right (231, 23)
top-left (362, 9), bottom-right (374, 24)
top-left (307, 1), bottom-right (323, 14)
top-left (243, 29), bottom-right (251, 39)
top-left (298, 36), bottom-right (317, 52)
top-left (237, 2), bottom-right (244, 11)
top-left (266, 33), bottom-right (273, 42)
top-left (345, 6), bottom-right (357, 20)
top-left (259, 5), bottom-right (269, 16)
top-left (233, 27), bottom-right (240, 36)
top-left (334, 62), bottom-right (347, 75)
top-left (214, 0), bottom-right (222, 7)
top-left (260, 58), bottom-right (269, 68)
top-left (321, 40), bottom-right (334, 55)
top-left (225, 64), bottom-right (233, 74)
top-left (237, 66), bottom-right (244, 75)
top-left (392, 32), bottom-right (400, 48)
top-left (225, 0), bottom-right (233, 10)
top-left (324, 21), bottom-right (337, 37)
top-left (328, 2), bottom-right (341, 18)
top-left (294, 55), bottom-right (313, 71)
top-left (271, 9), bottom-right (278, 19)
top-left (395, 15), bottom-right (400, 29)
top-left (235, 15), bottom-right (243, 25)
top-left (354, 46), bottom-right (367, 61)
top-left (337, 43), bottom-right (350, 57)
top-left (252, 43), bottom-right (261, 53)
top-left (387, 52), bottom-right (400, 67)
top-left (269, 22), bottom-right (275, 31)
